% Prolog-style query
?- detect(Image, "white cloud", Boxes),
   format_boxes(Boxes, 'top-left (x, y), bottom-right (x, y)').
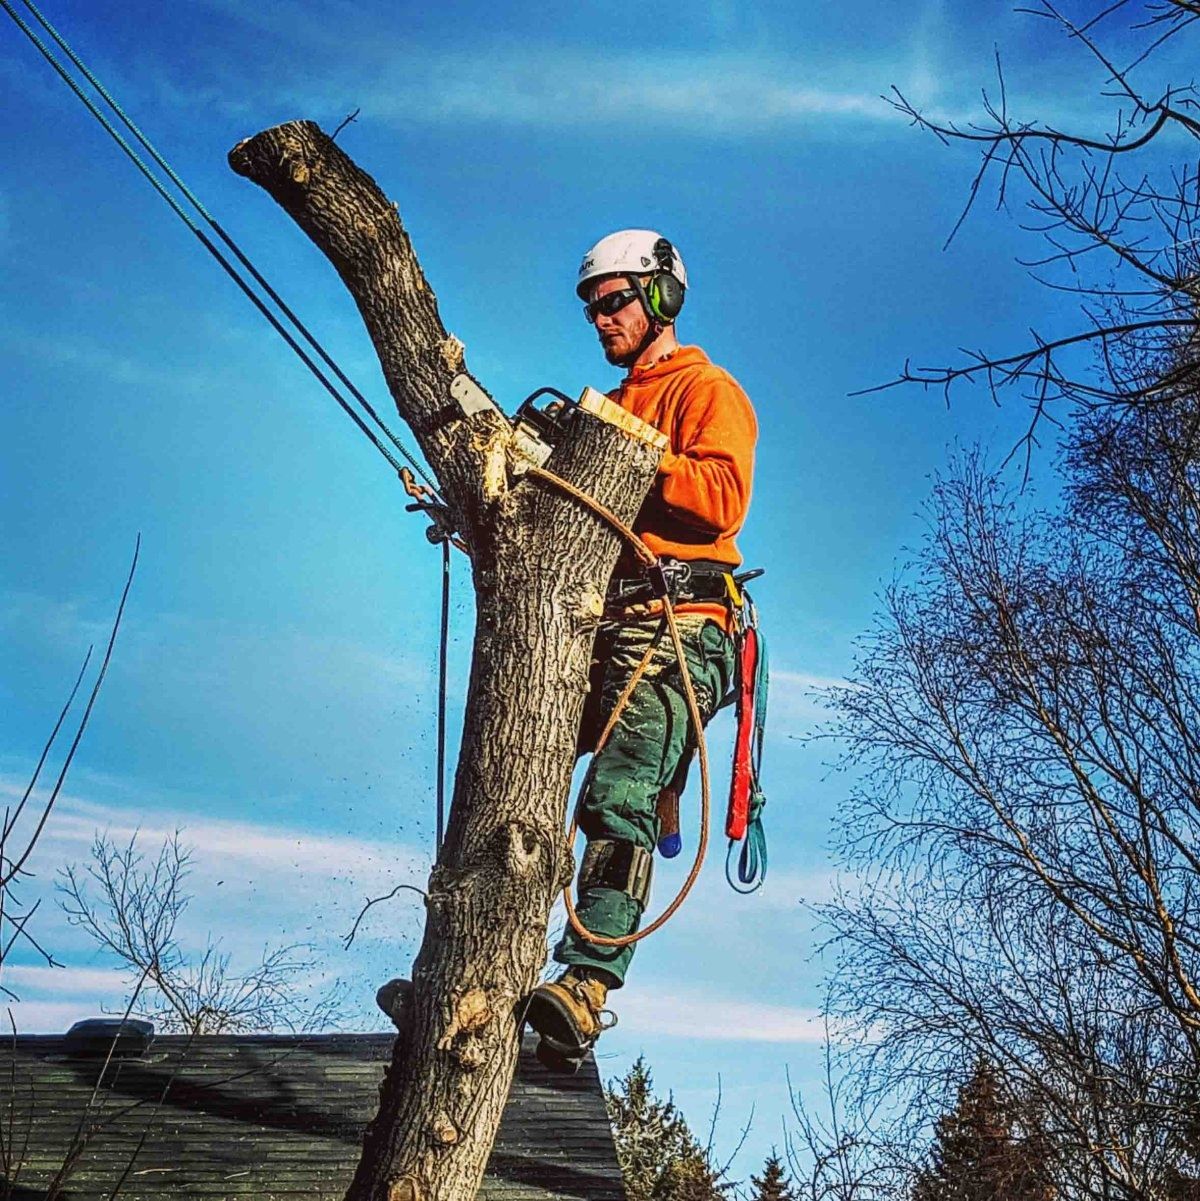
top-left (1, 587), bottom-right (443, 807)
top-left (619, 984), bottom-right (826, 1043)
top-left (31, 791), bottom-right (428, 884)
top-left (773, 669), bottom-right (853, 693)
top-left (0, 329), bottom-right (211, 395)
top-left (2, 964), bottom-right (125, 995)
top-left (1, 1000), bottom-right (99, 1032)
top-left (0, 781), bottom-right (430, 1029)
top-left (141, 2), bottom-right (957, 138)
top-left (309, 52), bottom-right (912, 134)
top-left (0, 782), bottom-right (430, 910)
top-left (767, 667), bottom-right (849, 731)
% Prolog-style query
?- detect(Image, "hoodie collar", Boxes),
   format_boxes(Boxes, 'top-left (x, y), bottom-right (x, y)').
top-left (622, 344), bottom-right (710, 386)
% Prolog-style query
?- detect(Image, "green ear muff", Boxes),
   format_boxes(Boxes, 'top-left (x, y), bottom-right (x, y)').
top-left (647, 237), bottom-right (685, 322)
top-left (647, 272), bottom-right (685, 322)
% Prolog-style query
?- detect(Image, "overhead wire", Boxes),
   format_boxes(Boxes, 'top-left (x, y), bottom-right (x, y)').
top-left (2, 0), bottom-right (441, 498)
top-left (3, 0), bottom-right (453, 847)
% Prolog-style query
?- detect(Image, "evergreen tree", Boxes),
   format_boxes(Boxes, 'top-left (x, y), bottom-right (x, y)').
top-left (605, 1057), bottom-right (730, 1201)
top-left (751, 1151), bottom-right (799, 1201)
top-left (912, 1059), bottom-right (1053, 1201)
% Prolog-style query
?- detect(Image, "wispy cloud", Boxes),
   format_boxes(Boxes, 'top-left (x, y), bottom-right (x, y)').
top-left (2, 1000), bottom-right (100, 1031)
top-left (265, 51), bottom-right (921, 135)
top-left (767, 667), bottom-right (850, 731)
top-left (773, 669), bottom-right (852, 693)
top-left (128, 0), bottom-right (957, 140)
top-left (19, 790), bottom-right (429, 884)
top-left (620, 984), bottom-right (826, 1043)
top-left (2, 587), bottom-right (443, 807)
top-left (1, 328), bottom-right (210, 395)
top-left (0, 781), bottom-right (430, 1031)
top-left (2, 964), bottom-right (125, 996)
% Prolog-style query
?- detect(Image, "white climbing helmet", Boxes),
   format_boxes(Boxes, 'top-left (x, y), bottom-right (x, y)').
top-left (576, 229), bottom-right (688, 299)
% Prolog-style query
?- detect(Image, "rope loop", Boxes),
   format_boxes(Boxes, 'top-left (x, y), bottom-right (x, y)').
top-left (526, 465), bottom-right (711, 948)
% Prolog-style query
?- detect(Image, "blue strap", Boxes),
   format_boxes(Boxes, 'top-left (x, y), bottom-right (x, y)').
top-left (726, 809), bottom-right (767, 893)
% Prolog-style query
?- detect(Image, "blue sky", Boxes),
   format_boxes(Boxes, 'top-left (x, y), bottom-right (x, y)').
top-left (1, 0), bottom-right (1180, 1182)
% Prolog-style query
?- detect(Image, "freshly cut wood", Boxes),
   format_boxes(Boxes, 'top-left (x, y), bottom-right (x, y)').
top-left (578, 386), bottom-right (669, 450)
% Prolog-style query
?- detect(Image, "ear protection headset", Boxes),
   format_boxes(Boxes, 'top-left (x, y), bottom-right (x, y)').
top-left (644, 237), bottom-right (685, 323)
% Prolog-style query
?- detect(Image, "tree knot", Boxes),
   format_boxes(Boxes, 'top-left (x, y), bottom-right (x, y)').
top-left (436, 987), bottom-right (494, 1070)
top-left (430, 1112), bottom-right (459, 1147)
top-left (502, 821), bottom-right (544, 875)
top-left (387, 1176), bottom-right (422, 1201)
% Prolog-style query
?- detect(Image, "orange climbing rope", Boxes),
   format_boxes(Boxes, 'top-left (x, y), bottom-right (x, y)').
top-left (525, 465), bottom-right (712, 948)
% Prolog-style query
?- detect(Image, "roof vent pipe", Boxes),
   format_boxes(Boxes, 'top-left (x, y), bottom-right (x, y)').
top-left (64, 1018), bottom-right (154, 1059)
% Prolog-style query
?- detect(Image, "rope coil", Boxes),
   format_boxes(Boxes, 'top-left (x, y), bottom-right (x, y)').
top-left (526, 466), bottom-right (711, 947)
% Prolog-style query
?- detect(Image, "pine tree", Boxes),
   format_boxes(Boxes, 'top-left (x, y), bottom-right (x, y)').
top-left (912, 1059), bottom-right (1053, 1201)
top-left (751, 1151), bottom-right (799, 1201)
top-left (605, 1058), bottom-right (730, 1201)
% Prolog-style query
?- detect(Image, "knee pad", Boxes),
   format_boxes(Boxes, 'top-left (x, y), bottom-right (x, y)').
top-left (579, 839), bottom-right (653, 907)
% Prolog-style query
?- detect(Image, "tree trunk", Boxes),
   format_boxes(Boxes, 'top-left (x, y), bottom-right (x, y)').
top-left (229, 121), bottom-right (660, 1201)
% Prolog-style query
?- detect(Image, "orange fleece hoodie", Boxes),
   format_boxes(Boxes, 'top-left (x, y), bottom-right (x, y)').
top-left (609, 345), bottom-right (757, 626)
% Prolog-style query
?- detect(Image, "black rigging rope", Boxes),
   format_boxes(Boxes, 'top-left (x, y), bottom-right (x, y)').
top-left (437, 540), bottom-right (450, 853)
top-left (3, 0), bottom-right (441, 499)
top-left (4, 0), bottom-right (454, 853)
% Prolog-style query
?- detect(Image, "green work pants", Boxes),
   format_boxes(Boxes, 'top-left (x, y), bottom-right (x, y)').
top-left (553, 613), bottom-right (736, 987)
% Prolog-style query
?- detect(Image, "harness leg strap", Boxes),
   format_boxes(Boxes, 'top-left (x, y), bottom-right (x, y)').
top-left (578, 839), bottom-right (653, 907)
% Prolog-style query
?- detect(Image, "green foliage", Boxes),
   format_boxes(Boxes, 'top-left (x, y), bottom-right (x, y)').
top-left (605, 1057), bottom-right (730, 1201)
top-left (912, 1060), bottom-right (1052, 1201)
top-left (750, 1151), bottom-right (799, 1201)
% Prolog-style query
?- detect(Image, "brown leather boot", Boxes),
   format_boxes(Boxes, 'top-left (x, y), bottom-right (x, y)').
top-left (525, 969), bottom-right (615, 1072)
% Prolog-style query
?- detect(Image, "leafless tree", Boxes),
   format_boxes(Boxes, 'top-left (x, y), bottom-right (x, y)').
top-left (806, 8), bottom-right (1200, 1195)
top-left (0, 547), bottom-right (139, 1200)
top-left (877, 1), bottom-right (1200, 464)
top-left (821, 415), bottom-right (1200, 1197)
top-left (783, 1025), bottom-right (911, 1201)
top-left (0, 543), bottom-right (138, 1008)
top-left (58, 830), bottom-right (341, 1035)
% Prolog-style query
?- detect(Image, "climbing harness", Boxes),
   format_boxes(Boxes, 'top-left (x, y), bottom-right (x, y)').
top-left (610, 564), bottom-right (770, 890)
top-left (526, 464), bottom-right (770, 951)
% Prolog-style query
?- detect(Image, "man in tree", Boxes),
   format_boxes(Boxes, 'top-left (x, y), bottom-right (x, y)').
top-left (525, 229), bottom-right (758, 1068)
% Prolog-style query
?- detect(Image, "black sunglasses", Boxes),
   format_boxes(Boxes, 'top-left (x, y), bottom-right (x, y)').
top-left (584, 288), bottom-right (640, 323)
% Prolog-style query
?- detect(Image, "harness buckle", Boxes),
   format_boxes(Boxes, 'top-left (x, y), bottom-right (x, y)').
top-left (646, 559), bottom-right (691, 599)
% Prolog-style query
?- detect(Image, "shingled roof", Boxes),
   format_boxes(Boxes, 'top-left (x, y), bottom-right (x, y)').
top-left (0, 1031), bottom-right (626, 1200)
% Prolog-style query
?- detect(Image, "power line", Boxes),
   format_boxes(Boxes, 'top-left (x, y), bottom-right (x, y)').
top-left (4, 0), bottom-right (441, 498)
top-left (4, 0), bottom-right (456, 853)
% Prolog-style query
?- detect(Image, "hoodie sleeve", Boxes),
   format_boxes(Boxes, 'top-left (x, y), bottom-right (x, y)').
top-left (656, 371), bottom-right (758, 536)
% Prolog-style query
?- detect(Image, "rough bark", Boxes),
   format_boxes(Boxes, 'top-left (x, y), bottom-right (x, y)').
top-left (228, 121), bottom-right (660, 1201)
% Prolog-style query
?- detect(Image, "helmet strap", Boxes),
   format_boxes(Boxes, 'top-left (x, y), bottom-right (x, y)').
top-left (627, 275), bottom-right (658, 323)
top-left (614, 277), bottom-right (660, 365)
